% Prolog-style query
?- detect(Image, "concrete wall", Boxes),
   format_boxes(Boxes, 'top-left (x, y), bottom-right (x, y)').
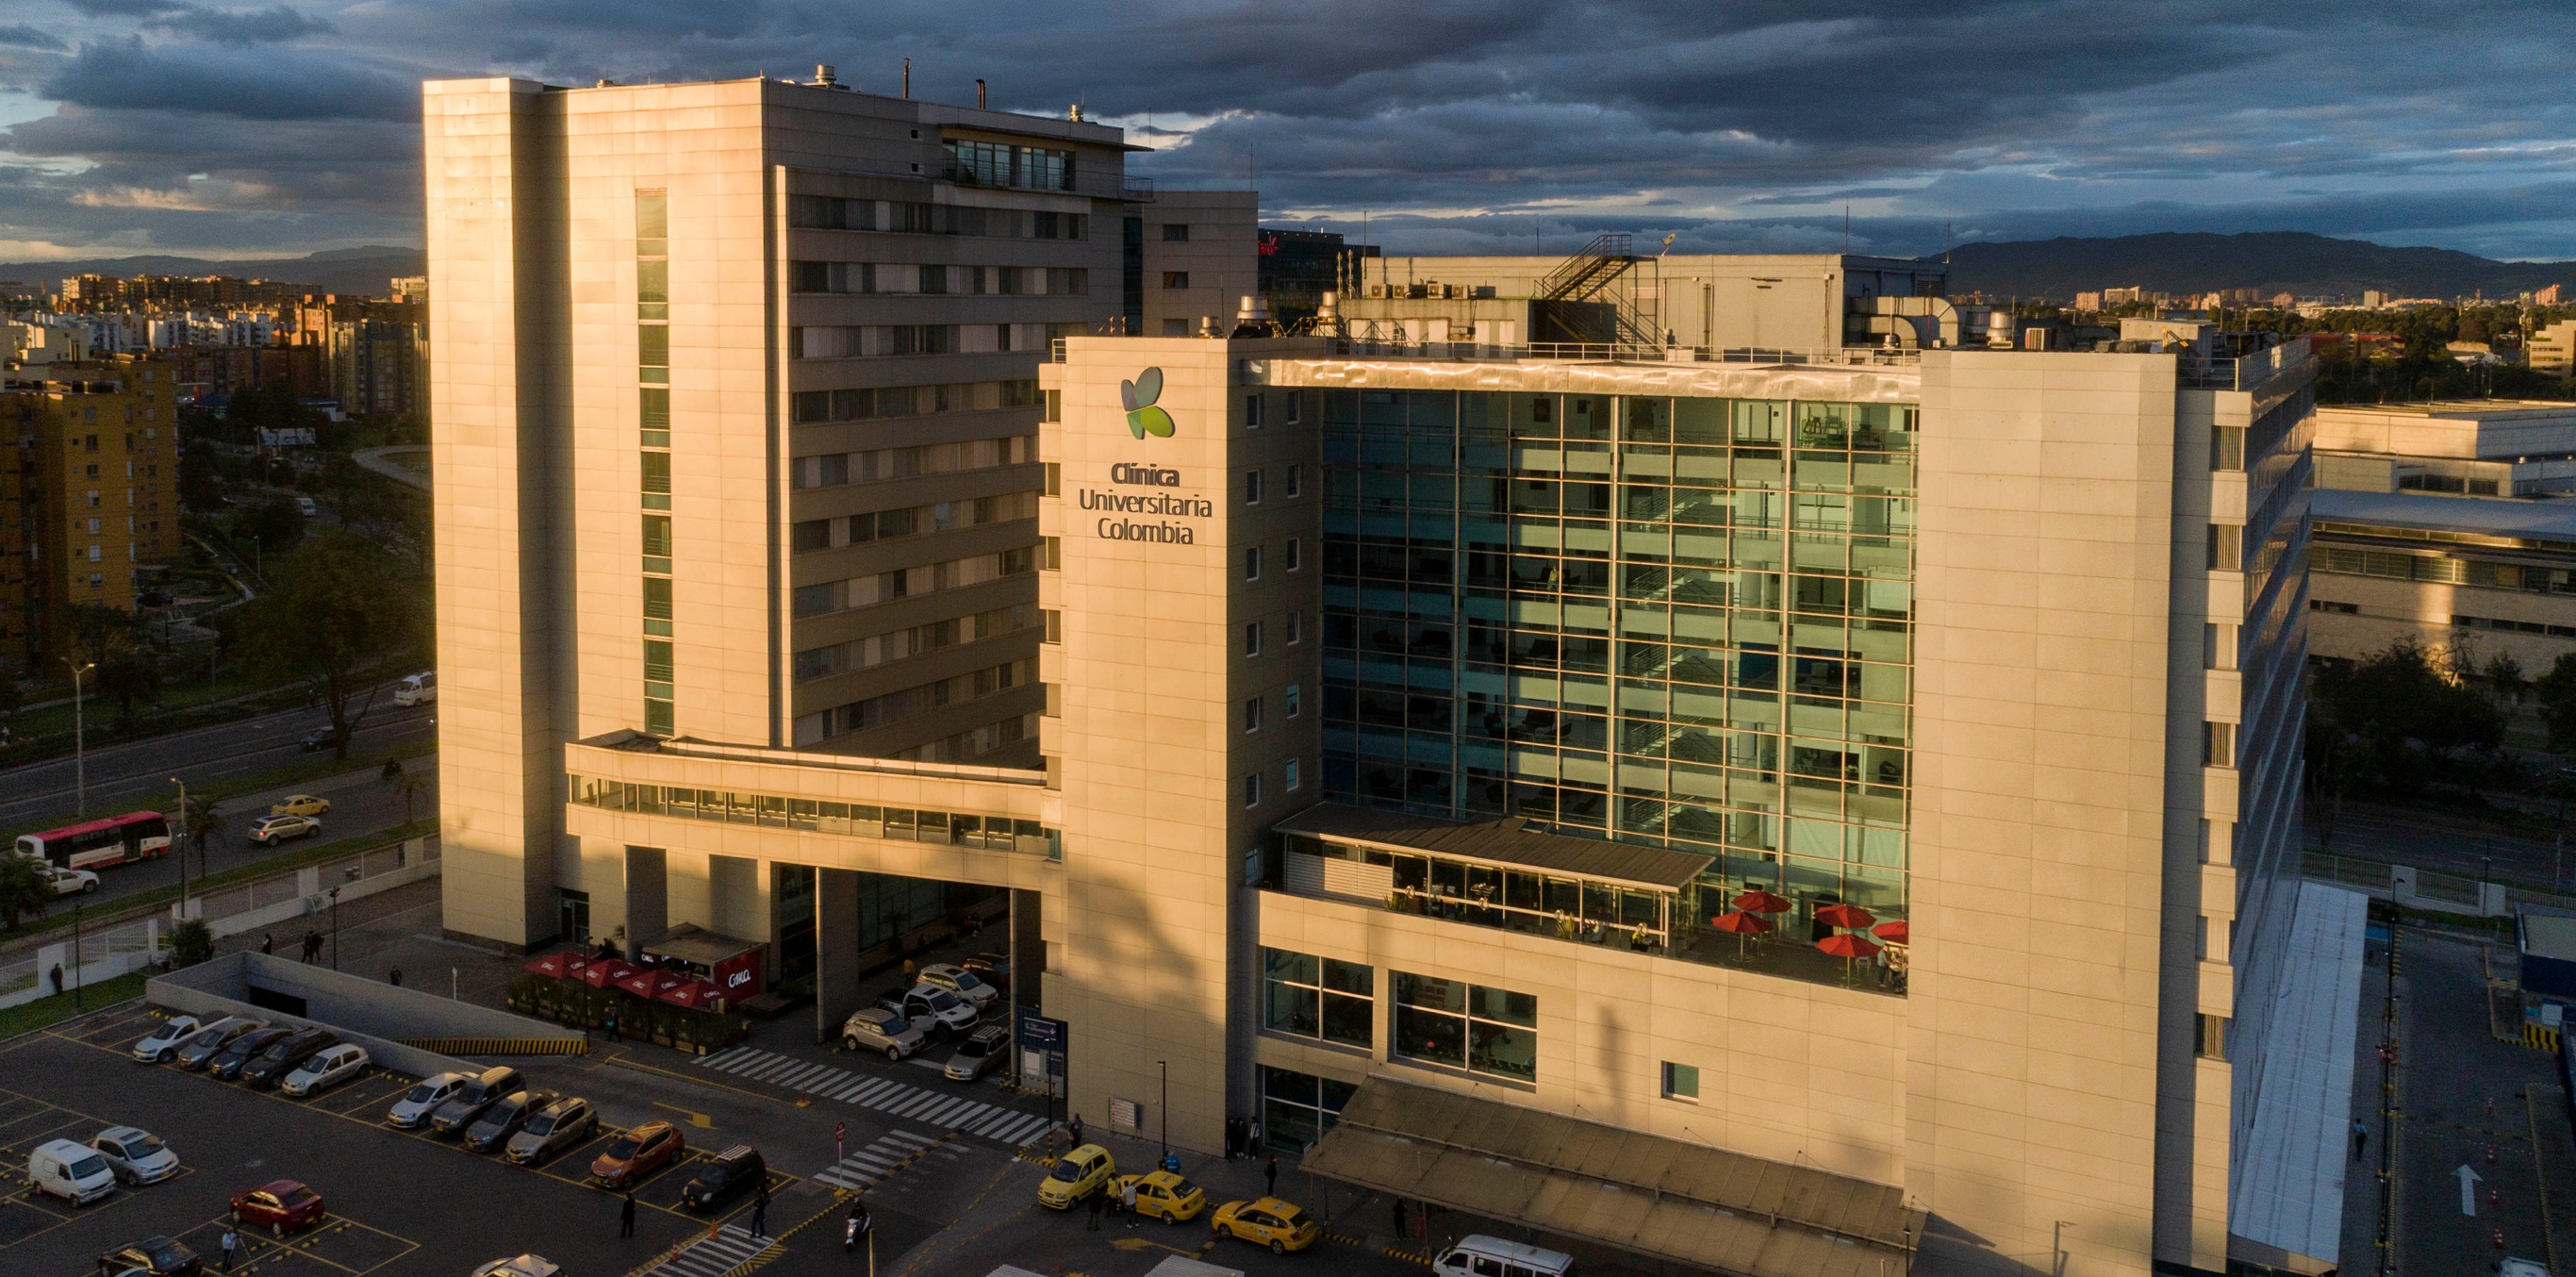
top-left (146, 952), bottom-right (577, 1079)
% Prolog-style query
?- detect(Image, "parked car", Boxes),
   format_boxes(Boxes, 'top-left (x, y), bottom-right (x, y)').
top-left (874, 984), bottom-right (978, 1037)
top-left (1036, 1144), bottom-right (1115, 1210)
top-left (229, 1178), bottom-right (326, 1237)
top-left (590, 1119), bottom-right (685, 1188)
top-left (386, 1070), bottom-right (471, 1128)
top-left (1212, 1197), bottom-right (1321, 1253)
top-left (917, 963), bottom-right (1000, 1012)
top-left (471, 1259), bottom-right (559, 1277)
top-left (88, 1128), bottom-right (180, 1186)
top-left (679, 1145), bottom-right (767, 1212)
top-left (40, 863), bottom-right (100, 896)
top-left (129, 1015), bottom-right (205, 1064)
top-left (1113, 1169), bottom-right (1207, 1224)
top-left (174, 1019), bottom-right (267, 1070)
top-left (463, 1090), bottom-right (556, 1154)
top-left (240, 1028), bottom-right (339, 1089)
top-left (248, 814), bottom-right (321, 846)
top-left (430, 1066), bottom-right (526, 1136)
top-left (943, 1024), bottom-right (1011, 1082)
top-left (505, 1097), bottom-right (597, 1166)
top-left (281, 1044), bottom-right (371, 1097)
top-left (961, 951), bottom-right (1010, 987)
top-left (208, 1027), bottom-right (294, 1080)
top-left (270, 794), bottom-right (331, 817)
top-left (839, 1007), bottom-right (931, 1061)
top-left (28, 1137), bottom-right (117, 1205)
top-left (97, 1236), bottom-right (200, 1276)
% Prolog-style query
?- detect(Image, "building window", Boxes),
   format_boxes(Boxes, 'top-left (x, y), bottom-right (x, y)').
top-left (1245, 772), bottom-right (1263, 807)
top-left (1163, 272), bottom-right (1190, 290)
top-left (1285, 757), bottom-right (1301, 791)
top-left (1286, 463), bottom-right (1301, 497)
top-left (2207, 522), bottom-right (2242, 572)
top-left (1245, 470), bottom-right (1263, 505)
top-left (1285, 538), bottom-right (1301, 572)
top-left (2196, 1013), bottom-right (2229, 1061)
top-left (1285, 393), bottom-right (1300, 425)
top-left (1246, 394), bottom-right (1263, 429)
top-left (1261, 948), bottom-right (1373, 1048)
top-left (1163, 224), bottom-right (1190, 242)
top-left (1043, 609), bottom-right (1062, 643)
top-left (1245, 696), bottom-right (1265, 734)
top-left (1284, 610), bottom-right (1301, 644)
top-left (2204, 622), bottom-right (2237, 671)
top-left (1245, 546), bottom-right (1262, 580)
top-left (1285, 684), bottom-right (1301, 718)
top-left (2204, 721), bottom-right (2236, 769)
top-left (1260, 1066), bottom-right (1355, 1153)
top-left (1246, 622), bottom-right (1263, 656)
top-left (1393, 973), bottom-right (1536, 1082)
top-left (1660, 1062), bottom-right (1699, 1102)
top-left (2211, 425), bottom-right (2245, 471)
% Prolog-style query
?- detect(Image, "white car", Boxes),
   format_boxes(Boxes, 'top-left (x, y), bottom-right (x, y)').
top-left (40, 864), bottom-right (99, 897)
top-left (386, 1070), bottom-right (469, 1128)
top-left (249, 815), bottom-right (322, 847)
top-left (130, 1015), bottom-right (205, 1064)
top-left (840, 1007), bottom-right (932, 1061)
top-left (87, 1127), bottom-right (180, 1186)
top-left (473, 1257), bottom-right (560, 1277)
top-left (918, 963), bottom-right (999, 1011)
top-left (282, 1043), bottom-right (371, 1097)
top-left (884, 984), bottom-right (980, 1035)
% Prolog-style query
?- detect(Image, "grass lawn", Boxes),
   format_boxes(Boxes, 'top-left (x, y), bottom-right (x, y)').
top-left (0, 970), bottom-right (148, 1042)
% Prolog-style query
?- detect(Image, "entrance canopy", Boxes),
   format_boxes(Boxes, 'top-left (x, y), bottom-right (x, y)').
top-left (1301, 1078), bottom-right (1921, 1277)
top-left (2228, 882), bottom-right (2369, 1275)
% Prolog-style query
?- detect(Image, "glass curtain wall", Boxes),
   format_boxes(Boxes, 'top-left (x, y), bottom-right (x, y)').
top-left (1321, 390), bottom-right (1916, 983)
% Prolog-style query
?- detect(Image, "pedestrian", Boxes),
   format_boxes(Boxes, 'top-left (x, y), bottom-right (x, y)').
top-left (2352, 1119), bottom-right (2369, 1160)
top-left (1086, 1186), bottom-right (1104, 1231)
top-left (1122, 1178), bottom-right (1139, 1227)
top-left (1393, 1198), bottom-right (1408, 1237)
top-left (619, 1190), bottom-right (636, 1238)
top-left (260, 933), bottom-right (274, 956)
top-left (604, 1007), bottom-right (621, 1043)
top-left (1247, 1117), bottom-right (1261, 1153)
top-left (388, 966), bottom-right (402, 987)
top-left (752, 1181), bottom-right (769, 1236)
top-left (219, 1226), bottom-right (240, 1271)
top-left (901, 956), bottom-right (916, 983)
top-left (48, 964), bottom-right (62, 997)
top-left (1069, 1113), bottom-right (1084, 1146)
top-left (1264, 1153), bottom-right (1279, 1197)
top-left (1223, 1117), bottom-right (1240, 1160)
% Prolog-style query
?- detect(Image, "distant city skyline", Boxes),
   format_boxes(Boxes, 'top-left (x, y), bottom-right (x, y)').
top-left (1, 1), bottom-right (2572, 261)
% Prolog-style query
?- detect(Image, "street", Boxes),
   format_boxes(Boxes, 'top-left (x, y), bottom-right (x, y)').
top-left (0, 697), bottom-right (435, 835)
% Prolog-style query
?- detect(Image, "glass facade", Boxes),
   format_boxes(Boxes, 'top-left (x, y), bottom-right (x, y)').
top-left (1320, 390), bottom-right (1916, 986)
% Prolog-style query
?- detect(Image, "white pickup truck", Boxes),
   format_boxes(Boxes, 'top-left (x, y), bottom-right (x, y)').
top-left (37, 863), bottom-right (98, 897)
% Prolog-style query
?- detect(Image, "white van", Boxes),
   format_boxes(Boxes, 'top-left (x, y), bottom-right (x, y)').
top-left (282, 1043), bottom-right (371, 1097)
top-left (394, 671), bottom-right (436, 707)
top-left (28, 1137), bottom-right (117, 1205)
top-left (1433, 1236), bottom-right (1576, 1277)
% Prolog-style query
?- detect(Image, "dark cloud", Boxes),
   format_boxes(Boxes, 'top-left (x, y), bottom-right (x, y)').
top-left (6, 1), bottom-right (2576, 259)
top-left (0, 24), bottom-right (70, 50)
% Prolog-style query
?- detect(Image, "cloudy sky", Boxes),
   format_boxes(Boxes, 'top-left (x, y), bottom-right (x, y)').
top-left (2, 0), bottom-right (2572, 262)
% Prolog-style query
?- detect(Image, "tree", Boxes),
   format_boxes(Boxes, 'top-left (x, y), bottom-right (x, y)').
top-left (0, 854), bottom-right (49, 929)
top-left (2309, 638), bottom-right (2505, 802)
top-left (62, 604), bottom-right (158, 729)
top-left (0, 655), bottom-right (24, 737)
top-left (235, 530), bottom-right (425, 760)
top-left (180, 794), bottom-right (225, 882)
top-left (230, 498), bottom-right (306, 565)
top-left (2537, 653), bottom-right (2576, 754)
top-left (392, 770), bottom-right (430, 825)
top-left (169, 918), bottom-right (213, 967)
top-left (2483, 652), bottom-right (2529, 706)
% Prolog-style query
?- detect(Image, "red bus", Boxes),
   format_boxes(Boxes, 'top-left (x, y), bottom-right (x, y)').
top-left (14, 811), bottom-right (173, 871)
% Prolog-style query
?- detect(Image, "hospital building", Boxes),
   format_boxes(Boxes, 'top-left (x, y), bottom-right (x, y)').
top-left (425, 72), bottom-right (2349, 1277)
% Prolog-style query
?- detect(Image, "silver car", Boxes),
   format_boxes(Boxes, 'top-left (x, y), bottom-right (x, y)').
top-left (918, 963), bottom-right (1000, 1012)
top-left (386, 1071), bottom-right (470, 1128)
top-left (840, 1006), bottom-right (931, 1061)
top-left (87, 1127), bottom-right (180, 1186)
top-left (282, 1044), bottom-right (371, 1097)
top-left (505, 1097), bottom-right (596, 1165)
top-left (130, 1015), bottom-right (206, 1064)
top-left (943, 1024), bottom-right (1012, 1082)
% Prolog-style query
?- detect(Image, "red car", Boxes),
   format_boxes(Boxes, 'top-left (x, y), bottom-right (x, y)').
top-left (591, 1119), bottom-right (685, 1188)
top-left (230, 1179), bottom-right (325, 1237)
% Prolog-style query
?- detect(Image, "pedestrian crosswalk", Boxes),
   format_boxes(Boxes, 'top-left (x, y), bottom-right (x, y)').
top-left (636, 1223), bottom-right (774, 1277)
top-left (812, 1128), bottom-right (939, 1192)
top-left (696, 1045), bottom-right (1059, 1147)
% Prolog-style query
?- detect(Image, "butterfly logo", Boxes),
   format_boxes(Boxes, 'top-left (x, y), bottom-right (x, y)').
top-left (1120, 367), bottom-right (1175, 439)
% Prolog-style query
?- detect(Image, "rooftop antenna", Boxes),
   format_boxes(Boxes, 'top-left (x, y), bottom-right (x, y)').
top-left (976, 78), bottom-right (986, 108)
top-left (901, 58), bottom-right (910, 99)
top-left (1944, 221), bottom-right (1953, 267)
top-left (1842, 204), bottom-right (1850, 254)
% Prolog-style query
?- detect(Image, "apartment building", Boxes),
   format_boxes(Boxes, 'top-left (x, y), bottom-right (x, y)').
top-left (1122, 189), bottom-right (1260, 336)
top-left (429, 73), bottom-right (2344, 1277)
top-left (2308, 400), bottom-right (2576, 667)
top-left (0, 357), bottom-right (185, 666)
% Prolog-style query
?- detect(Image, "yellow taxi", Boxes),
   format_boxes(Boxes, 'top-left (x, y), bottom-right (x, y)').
top-left (1112, 1169), bottom-right (1207, 1223)
top-left (1211, 1197), bottom-right (1320, 1253)
top-left (271, 794), bottom-right (332, 818)
top-left (1035, 1143), bottom-right (1116, 1210)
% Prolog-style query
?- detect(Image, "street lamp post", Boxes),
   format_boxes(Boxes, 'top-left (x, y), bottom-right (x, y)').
top-left (328, 886), bottom-right (342, 971)
top-left (64, 659), bottom-right (94, 817)
top-left (170, 777), bottom-right (190, 927)
top-left (1158, 1059), bottom-right (1168, 1158)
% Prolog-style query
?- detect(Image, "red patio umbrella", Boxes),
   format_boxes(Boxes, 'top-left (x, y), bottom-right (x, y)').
top-left (1872, 920), bottom-right (1909, 944)
top-left (581, 959), bottom-right (637, 989)
top-left (616, 969), bottom-right (680, 1000)
top-left (1732, 888), bottom-right (1791, 914)
top-left (1708, 909), bottom-right (1771, 958)
top-left (1814, 904), bottom-right (1876, 931)
top-left (523, 952), bottom-right (580, 979)
top-left (658, 980), bottom-right (728, 1012)
top-left (1817, 931), bottom-right (1883, 985)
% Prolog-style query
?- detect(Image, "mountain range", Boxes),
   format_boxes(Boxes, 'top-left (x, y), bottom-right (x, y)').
top-left (1944, 231), bottom-right (2576, 303)
top-left (0, 245), bottom-right (425, 297)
